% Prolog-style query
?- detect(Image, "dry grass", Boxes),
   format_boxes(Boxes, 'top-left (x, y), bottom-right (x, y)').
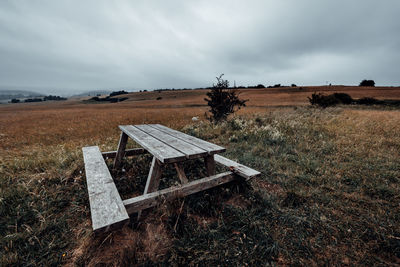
top-left (1, 86), bottom-right (400, 265)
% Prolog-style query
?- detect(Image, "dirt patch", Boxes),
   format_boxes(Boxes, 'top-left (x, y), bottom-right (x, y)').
top-left (187, 213), bottom-right (217, 229)
top-left (68, 217), bottom-right (172, 266)
top-left (139, 220), bottom-right (172, 262)
top-left (69, 227), bottom-right (140, 266)
top-left (253, 180), bottom-right (285, 196)
top-left (224, 194), bottom-right (251, 209)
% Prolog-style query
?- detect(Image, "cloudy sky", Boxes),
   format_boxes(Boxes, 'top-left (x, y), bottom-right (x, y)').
top-left (0, 0), bottom-right (399, 95)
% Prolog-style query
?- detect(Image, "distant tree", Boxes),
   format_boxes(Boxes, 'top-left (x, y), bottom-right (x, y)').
top-left (11, 98), bottom-right (20, 103)
top-left (204, 74), bottom-right (248, 122)
top-left (291, 84), bottom-right (297, 87)
top-left (256, 84), bottom-right (265, 88)
top-left (43, 95), bottom-right (67, 101)
top-left (359, 80), bottom-right (375, 87)
top-left (110, 90), bottom-right (128, 97)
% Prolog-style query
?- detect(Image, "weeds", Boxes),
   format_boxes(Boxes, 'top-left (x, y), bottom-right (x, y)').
top-left (1, 103), bottom-right (400, 265)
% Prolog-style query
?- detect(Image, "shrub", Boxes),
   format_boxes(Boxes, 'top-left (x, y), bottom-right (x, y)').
top-left (11, 98), bottom-right (20, 103)
top-left (256, 84), bottom-right (265, 88)
top-left (43, 95), bottom-right (67, 101)
top-left (308, 92), bottom-right (355, 107)
top-left (357, 97), bottom-right (380, 105)
top-left (109, 90), bottom-right (128, 97)
top-left (308, 93), bottom-right (339, 108)
top-left (291, 84), bottom-right (297, 87)
top-left (359, 80), bottom-right (375, 87)
top-left (332, 93), bottom-right (353, 104)
top-left (204, 74), bottom-right (248, 122)
top-left (24, 98), bottom-right (42, 103)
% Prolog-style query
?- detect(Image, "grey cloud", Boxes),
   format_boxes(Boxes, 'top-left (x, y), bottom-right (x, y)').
top-left (0, 0), bottom-right (399, 95)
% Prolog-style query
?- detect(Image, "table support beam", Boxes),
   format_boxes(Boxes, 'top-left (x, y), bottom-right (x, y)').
top-left (138, 156), bottom-right (164, 220)
top-left (204, 155), bottom-right (216, 176)
top-left (144, 157), bottom-right (164, 194)
top-left (174, 163), bottom-right (188, 184)
top-left (113, 132), bottom-right (128, 169)
top-left (123, 172), bottom-right (234, 215)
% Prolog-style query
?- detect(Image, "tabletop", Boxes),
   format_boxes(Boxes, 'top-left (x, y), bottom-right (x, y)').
top-left (119, 124), bottom-right (226, 164)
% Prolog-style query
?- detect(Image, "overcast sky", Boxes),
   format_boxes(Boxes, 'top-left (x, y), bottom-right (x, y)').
top-left (0, 0), bottom-right (399, 95)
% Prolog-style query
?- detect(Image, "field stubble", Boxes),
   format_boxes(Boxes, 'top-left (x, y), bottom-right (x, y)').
top-left (1, 88), bottom-right (400, 265)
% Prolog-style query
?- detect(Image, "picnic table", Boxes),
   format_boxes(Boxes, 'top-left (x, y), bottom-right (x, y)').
top-left (82, 124), bottom-right (260, 233)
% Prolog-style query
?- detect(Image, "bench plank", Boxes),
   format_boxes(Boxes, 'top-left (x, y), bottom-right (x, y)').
top-left (102, 148), bottom-right (146, 159)
top-left (135, 124), bottom-right (208, 159)
top-left (123, 171), bottom-right (235, 215)
top-left (150, 124), bottom-right (226, 154)
top-left (82, 146), bottom-right (129, 233)
top-left (119, 125), bottom-right (186, 163)
top-left (214, 155), bottom-right (261, 180)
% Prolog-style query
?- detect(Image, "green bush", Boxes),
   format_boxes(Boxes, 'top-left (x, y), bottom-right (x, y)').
top-left (204, 74), bottom-right (248, 122)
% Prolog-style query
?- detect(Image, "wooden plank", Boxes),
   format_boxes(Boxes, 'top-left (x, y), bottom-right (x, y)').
top-left (204, 155), bottom-right (216, 176)
top-left (150, 124), bottom-right (226, 154)
top-left (119, 125), bottom-right (186, 163)
top-left (82, 146), bottom-right (129, 233)
top-left (137, 156), bottom-right (164, 220)
top-left (136, 124), bottom-right (208, 159)
top-left (123, 172), bottom-right (235, 215)
top-left (102, 148), bottom-right (146, 159)
top-left (174, 163), bottom-right (188, 184)
top-left (113, 132), bottom-right (128, 169)
top-left (144, 157), bottom-right (164, 194)
top-left (214, 155), bottom-right (261, 180)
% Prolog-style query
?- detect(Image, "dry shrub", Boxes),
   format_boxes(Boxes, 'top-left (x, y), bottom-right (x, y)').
top-left (70, 227), bottom-right (140, 266)
top-left (69, 216), bottom-right (172, 266)
top-left (139, 221), bottom-right (172, 262)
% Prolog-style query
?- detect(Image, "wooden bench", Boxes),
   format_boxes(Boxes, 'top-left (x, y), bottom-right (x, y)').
top-left (82, 146), bottom-right (129, 233)
top-left (82, 124), bottom-right (261, 233)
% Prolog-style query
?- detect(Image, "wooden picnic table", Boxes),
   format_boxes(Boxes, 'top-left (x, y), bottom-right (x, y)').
top-left (82, 124), bottom-right (260, 233)
top-left (114, 124), bottom-right (226, 193)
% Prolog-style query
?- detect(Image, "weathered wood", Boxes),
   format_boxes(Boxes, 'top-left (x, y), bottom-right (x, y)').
top-left (150, 124), bottom-right (226, 154)
top-left (82, 146), bottom-right (129, 233)
top-left (214, 154), bottom-right (261, 180)
top-left (119, 125), bottom-right (186, 163)
top-left (136, 124), bottom-right (208, 159)
top-left (113, 132), bottom-right (128, 169)
top-left (174, 163), bottom-right (188, 184)
top-left (204, 155), bottom-right (216, 176)
top-left (102, 148), bottom-right (146, 159)
top-left (144, 156), bottom-right (164, 194)
top-left (137, 156), bottom-right (164, 220)
top-left (123, 172), bottom-right (235, 215)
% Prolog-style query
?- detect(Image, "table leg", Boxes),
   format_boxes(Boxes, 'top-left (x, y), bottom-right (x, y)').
top-left (144, 156), bottom-right (164, 193)
top-left (174, 163), bottom-right (188, 184)
top-left (204, 155), bottom-right (216, 176)
top-left (113, 132), bottom-right (128, 169)
top-left (138, 156), bottom-right (164, 220)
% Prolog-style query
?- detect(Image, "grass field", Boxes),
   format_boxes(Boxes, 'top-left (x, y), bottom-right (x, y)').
top-left (1, 86), bottom-right (400, 265)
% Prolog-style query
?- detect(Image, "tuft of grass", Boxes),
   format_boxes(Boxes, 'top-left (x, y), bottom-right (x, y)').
top-left (1, 103), bottom-right (400, 265)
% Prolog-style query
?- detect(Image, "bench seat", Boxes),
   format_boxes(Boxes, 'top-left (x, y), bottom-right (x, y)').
top-left (214, 155), bottom-right (261, 180)
top-left (82, 146), bottom-right (129, 233)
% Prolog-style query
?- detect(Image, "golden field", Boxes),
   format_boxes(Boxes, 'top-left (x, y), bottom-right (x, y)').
top-left (1, 85), bottom-right (400, 266)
